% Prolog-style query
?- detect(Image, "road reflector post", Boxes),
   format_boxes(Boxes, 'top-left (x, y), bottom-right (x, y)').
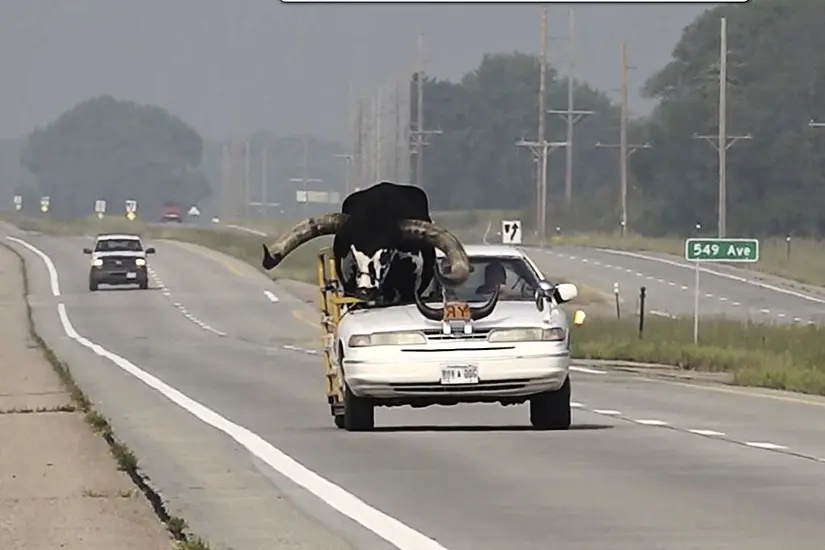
top-left (613, 282), bottom-right (621, 320)
top-left (685, 237), bottom-right (760, 345)
top-left (639, 286), bottom-right (646, 339)
top-left (786, 235), bottom-right (791, 261)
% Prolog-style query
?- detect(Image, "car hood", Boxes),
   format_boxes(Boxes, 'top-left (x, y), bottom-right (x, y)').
top-left (92, 251), bottom-right (146, 259)
top-left (340, 300), bottom-right (567, 334)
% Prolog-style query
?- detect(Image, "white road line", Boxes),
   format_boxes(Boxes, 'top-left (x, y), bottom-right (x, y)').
top-left (7, 236), bottom-right (60, 296)
top-left (732, 301), bottom-right (740, 306)
top-left (599, 249), bottom-right (825, 305)
top-left (592, 409), bottom-right (621, 416)
top-left (719, 297), bottom-right (728, 301)
top-left (777, 313), bottom-right (786, 318)
top-left (569, 366), bottom-right (605, 375)
top-left (759, 308), bottom-right (771, 314)
top-left (793, 317), bottom-right (802, 322)
top-left (650, 310), bottom-right (674, 318)
top-left (263, 290), bottom-right (279, 303)
top-left (680, 285), bottom-right (688, 290)
top-left (704, 293), bottom-right (713, 298)
top-left (570, 402), bottom-right (585, 408)
top-left (668, 281), bottom-right (675, 286)
top-left (744, 442), bottom-right (788, 450)
top-left (688, 429), bottom-right (725, 437)
top-left (634, 419), bottom-right (668, 426)
top-left (15, 237), bottom-right (448, 550)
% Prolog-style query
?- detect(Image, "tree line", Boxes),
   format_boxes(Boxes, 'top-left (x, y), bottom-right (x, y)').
top-left (414, 0), bottom-right (825, 238)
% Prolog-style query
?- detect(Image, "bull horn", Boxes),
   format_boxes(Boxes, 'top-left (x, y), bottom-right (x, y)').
top-left (397, 219), bottom-right (470, 284)
top-left (469, 286), bottom-right (500, 321)
top-left (262, 213), bottom-right (348, 270)
top-left (413, 290), bottom-right (444, 321)
top-left (412, 286), bottom-right (501, 322)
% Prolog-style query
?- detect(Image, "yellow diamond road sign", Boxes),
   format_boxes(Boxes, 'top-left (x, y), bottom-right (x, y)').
top-left (126, 211), bottom-right (136, 221)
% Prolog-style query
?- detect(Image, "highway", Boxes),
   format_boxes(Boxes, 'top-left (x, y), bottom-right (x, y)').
top-left (529, 245), bottom-right (825, 323)
top-left (6, 227), bottom-right (825, 549)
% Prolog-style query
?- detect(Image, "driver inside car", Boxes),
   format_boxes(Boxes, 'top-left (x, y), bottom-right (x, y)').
top-left (475, 261), bottom-right (507, 295)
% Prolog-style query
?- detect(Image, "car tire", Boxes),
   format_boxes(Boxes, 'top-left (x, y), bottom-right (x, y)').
top-left (138, 278), bottom-right (148, 290)
top-left (333, 414), bottom-right (346, 429)
top-left (529, 375), bottom-right (571, 430)
top-left (343, 383), bottom-right (374, 431)
top-left (89, 279), bottom-right (98, 291)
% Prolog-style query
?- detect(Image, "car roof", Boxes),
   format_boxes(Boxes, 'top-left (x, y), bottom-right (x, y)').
top-left (435, 244), bottom-right (526, 259)
top-left (95, 233), bottom-right (142, 240)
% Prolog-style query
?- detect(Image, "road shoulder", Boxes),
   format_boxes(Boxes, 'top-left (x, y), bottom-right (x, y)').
top-left (0, 243), bottom-right (174, 550)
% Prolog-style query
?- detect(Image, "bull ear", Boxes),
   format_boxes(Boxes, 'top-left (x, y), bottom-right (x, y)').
top-left (262, 213), bottom-right (348, 270)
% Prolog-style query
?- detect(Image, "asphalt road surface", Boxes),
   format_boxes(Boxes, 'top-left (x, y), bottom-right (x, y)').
top-left (6, 227), bottom-right (825, 549)
top-left (527, 245), bottom-right (825, 324)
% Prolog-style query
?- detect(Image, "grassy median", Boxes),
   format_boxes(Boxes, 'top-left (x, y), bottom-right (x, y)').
top-left (5, 214), bottom-right (825, 395)
top-left (546, 231), bottom-right (825, 288)
top-left (574, 314), bottom-right (825, 395)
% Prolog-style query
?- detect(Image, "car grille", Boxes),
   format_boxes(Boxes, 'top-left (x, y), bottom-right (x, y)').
top-left (101, 256), bottom-right (138, 268)
top-left (422, 327), bottom-right (492, 342)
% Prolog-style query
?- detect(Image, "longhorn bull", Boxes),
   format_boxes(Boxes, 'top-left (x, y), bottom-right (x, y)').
top-left (260, 182), bottom-right (499, 317)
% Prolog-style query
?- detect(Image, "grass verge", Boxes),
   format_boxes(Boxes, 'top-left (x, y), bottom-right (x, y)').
top-left (9, 214), bottom-right (825, 395)
top-left (1, 240), bottom-right (212, 550)
top-left (546, 231), bottom-right (825, 289)
top-left (573, 314), bottom-right (825, 396)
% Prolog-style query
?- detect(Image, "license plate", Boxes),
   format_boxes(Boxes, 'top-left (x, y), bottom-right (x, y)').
top-left (126, 272), bottom-right (137, 279)
top-left (440, 365), bottom-right (479, 385)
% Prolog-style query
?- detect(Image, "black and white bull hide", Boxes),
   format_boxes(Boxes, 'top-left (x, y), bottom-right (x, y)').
top-left (260, 182), bottom-right (499, 318)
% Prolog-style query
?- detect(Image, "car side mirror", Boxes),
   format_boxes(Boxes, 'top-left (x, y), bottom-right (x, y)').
top-left (83, 248), bottom-right (92, 255)
top-left (145, 247), bottom-right (155, 254)
top-left (534, 281), bottom-right (554, 312)
top-left (553, 283), bottom-right (578, 304)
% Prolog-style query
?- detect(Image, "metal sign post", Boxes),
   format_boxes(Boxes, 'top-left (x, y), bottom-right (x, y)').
top-left (685, 237), bottom-right (759, 344)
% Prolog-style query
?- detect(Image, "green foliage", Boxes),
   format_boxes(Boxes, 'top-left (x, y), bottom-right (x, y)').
top-left (633, 0), bottom-right (825, 236)
top-left (19, 96), bottom-right (211, 219)
top-left (415, 52), bottom-right (624, 232)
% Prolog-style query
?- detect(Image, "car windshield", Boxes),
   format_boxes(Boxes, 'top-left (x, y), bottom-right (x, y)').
top-left (421, 256), bottom-right (541, 303)
top-left (94, 238), bottom-right (142, 252)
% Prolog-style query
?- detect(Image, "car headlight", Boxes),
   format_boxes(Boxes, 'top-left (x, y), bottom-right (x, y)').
top-left (348, 331), bottom-right (427, 347)
top-left (135, 258), bottom-right (146, 266)
top-left (487, 327), bottom-right (566, 343)
top-left (91, 258), bottom-right (103, 267)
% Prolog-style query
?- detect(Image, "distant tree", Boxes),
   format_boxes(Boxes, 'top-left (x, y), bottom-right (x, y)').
top-left (20, 95), bottom-right (211, 219)
top-left (634, 0), bottom-right (825, 236)
top-left (415, 52), bottom-right (623, 231)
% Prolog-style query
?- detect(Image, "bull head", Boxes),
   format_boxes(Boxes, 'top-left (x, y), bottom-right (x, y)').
top-left (260, 213), bottom-right (471, 296)
top-left (412, 285), bottom-right (501, 322)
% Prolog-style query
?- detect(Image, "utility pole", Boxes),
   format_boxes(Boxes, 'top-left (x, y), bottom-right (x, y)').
top-left (243, 137), bottom-right (250, 219)
top-left (260, 141), bottom-right (268, 218)
top-left (516, 5), bottom-right (566, 244)
top-left (334, 153), bottom-right (354, 198)
top-left (375, 85), bottom-right (382, 182)
top-left (595, 41), bottom-right (651, 236)
top-left (410, 33), bottom-right (442, 188)
top-left (692, 17), bottom-right (751, 238)
top-left (547, 8), bottom-right (594, 208)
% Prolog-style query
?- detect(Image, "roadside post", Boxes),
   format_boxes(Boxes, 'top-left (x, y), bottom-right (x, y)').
top-left (685, 237), bottom-right (759, 344)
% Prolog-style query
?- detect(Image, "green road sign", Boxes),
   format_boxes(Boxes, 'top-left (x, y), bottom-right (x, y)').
top-left (685, 238), bottom-right (759, 262)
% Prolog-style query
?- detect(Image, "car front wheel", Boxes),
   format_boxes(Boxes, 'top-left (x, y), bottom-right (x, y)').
top-left (88, 277), bottom-right (98, 291)
top-left (529, 375), bottom-right (571, 430)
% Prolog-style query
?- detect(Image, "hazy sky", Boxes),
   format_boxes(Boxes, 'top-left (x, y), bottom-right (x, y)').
top-left (1, 1), bottom-right (716, 143)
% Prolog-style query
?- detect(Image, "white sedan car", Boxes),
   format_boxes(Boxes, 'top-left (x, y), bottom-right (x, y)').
top-left (334, 244), bottom-right (581, 431)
